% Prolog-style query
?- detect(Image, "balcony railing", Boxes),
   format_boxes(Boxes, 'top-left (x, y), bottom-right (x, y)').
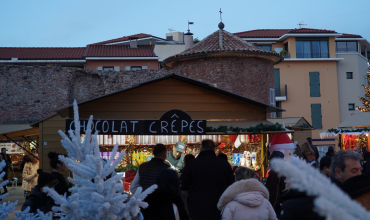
top-left (275, 84), bottom-right (287, 101)
top-left (280, 53), bottom-right (290, 58)
top-left (296, 53), bottom-right (330, 58)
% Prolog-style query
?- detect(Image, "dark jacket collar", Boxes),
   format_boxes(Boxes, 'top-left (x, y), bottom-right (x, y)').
top-left (150, 157), bottom-right (165, 163)
top-left (330, 176), bottom-right (344, 190)
top-left (197, 150), bottom-right (216, 157)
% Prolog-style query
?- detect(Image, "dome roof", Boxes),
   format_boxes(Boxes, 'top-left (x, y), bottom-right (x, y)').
top-left (163, 28), bottom-right (283, 68)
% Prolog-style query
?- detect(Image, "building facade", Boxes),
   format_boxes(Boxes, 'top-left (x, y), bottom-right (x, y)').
top-left (235, 28), bottom-right (370, 149)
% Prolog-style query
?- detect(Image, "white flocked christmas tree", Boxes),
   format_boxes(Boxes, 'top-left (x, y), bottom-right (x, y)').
top-left (40, 100), bottom-right (157, 220)
top-left (271, 157), bottom-right (370, 220)
top-left (0, 160), bottom-right (17, 219)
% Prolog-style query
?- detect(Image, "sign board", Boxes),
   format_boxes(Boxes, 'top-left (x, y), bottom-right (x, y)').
top-left (0, 143), bottom-right (25, 154)
top-left (66, 109), bottom-right (206, 135)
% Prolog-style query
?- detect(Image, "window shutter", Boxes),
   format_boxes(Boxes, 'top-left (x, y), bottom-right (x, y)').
top-left (270, 88), bottom-right (276, 106)
top-left (142, 66), bottom-right (148, 69)
top-left (311, 104), bottom-right (323, 129)
top-left (97, 66), bottom-right (103, 70)
top-left (274, 69), bottom-right (281, 96)
top-left (114, 66), bottom-right (120, 71)
top-left (309, 72), bottom-right (321, 97)
top-left (125, 66), bottom-right (131, 71)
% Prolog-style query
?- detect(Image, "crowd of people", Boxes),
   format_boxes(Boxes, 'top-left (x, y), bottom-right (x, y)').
top-left (2, 135), bottom-right (370, 219)
top-left (131, 138), bottom-right (370, 220)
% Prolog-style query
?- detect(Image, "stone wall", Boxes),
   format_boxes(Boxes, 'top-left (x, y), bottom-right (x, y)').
top-left (0, 65), bottom-right (172, 124)
top-left (171, 57), bottom-right (275, 105)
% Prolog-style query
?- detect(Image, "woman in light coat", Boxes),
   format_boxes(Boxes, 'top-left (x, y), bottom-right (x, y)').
top-left (22, 153), bottom-right (39, 199)
top-left (217, 167), bottom-right (277, 220)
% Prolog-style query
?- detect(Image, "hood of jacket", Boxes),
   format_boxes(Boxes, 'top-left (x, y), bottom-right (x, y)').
top-left (217, 178), bottom-right (269, 210)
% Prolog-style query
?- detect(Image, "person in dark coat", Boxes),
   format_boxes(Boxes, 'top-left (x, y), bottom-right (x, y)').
top-left (180, 140), bottom-right (235, 220)
top-left (306, 137), bottom-right (320, 161)
top-left (265, 151), bottom-right (286, 217)
top-left (145, 168), bottom-right (189, 220)
top-left (1, 148), bottom-right (13, 194)
top-left (47, 152), bottom-right (73, 197)
top-left (362, 147), bottom-right (370, 175)
top-left (326, 146), bottom-right (335, 158)
top-left (21, 169), bottom-right (59, 214)
top-left (279, 187), bottom-right (324, 220)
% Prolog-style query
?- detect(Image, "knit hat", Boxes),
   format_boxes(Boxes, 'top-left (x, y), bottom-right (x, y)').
top-left (175, 141), bottom-right (185, 153)
top-left (269, 133), bottom-right (295, 154)
top-left (344, 175), bottom-right (370, 199)
top-left (37, 169), bottom-right (57, 188)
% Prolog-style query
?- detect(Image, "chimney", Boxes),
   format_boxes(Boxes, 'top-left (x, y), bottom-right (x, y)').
top-left (129, 37), bottom-right (138, 48)
top-left (184, 31), bottom-right (193, 50)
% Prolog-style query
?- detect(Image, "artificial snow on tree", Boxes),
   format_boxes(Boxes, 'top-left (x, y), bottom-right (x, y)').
top-left (357, 68), bottom-right (370, 112)
top-left (42, 100), bottom-right (157, 220)
top-left (271, 157), bottom-right (370, 220)
top-left (0, 160), bottom-right (17, 220)
top-left (13, 207), bottom-right (52, 220)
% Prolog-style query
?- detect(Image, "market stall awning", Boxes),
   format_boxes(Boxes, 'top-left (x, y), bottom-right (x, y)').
top-left (267, 117), bottom-right (314, 130)
top-left (337, 112), bottom-right (370, 128)
top-left (0, 125), bottom-right (39, 140)
top-left (206, 120), bottom-right (294, 134)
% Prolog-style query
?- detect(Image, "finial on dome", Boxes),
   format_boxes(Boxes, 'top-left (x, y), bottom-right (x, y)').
top-left (218, 8), bottom-right (224, 30)
top-left (218, 22), bottom-right (225, 30)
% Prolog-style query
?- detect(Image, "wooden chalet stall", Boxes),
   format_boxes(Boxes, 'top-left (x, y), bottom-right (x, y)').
top-left (32, 74), bottom-right (291, 185)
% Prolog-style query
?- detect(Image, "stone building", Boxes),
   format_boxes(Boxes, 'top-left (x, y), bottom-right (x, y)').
top-left (163, 23), bottom-right (283, 105)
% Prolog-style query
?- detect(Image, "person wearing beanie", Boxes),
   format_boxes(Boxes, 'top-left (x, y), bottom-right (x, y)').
top-left (166, 141), bottom-right (186, 171)
top-left (344, 175), bottom-right (370, 210)
top-left (21, 169), bottom-right (59, 214)
top-left (48, 152), bottom-right (73, 197)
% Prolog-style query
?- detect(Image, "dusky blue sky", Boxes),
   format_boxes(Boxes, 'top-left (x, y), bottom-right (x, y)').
top-left (1, 0), bottom-right (369, 47)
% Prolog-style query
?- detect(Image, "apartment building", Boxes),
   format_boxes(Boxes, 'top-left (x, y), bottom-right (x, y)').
top-left (235, 28), bottom-right (370, 149)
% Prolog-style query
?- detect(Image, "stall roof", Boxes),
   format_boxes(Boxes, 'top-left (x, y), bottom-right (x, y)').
top-left (267, 117), bottom-right (314, 130)
top-left (0, 124), bottom-right (39, 140)
top-left (338, 112), bottom-right (370, 128)
top-left (56, 73), bottom-right (285, 117)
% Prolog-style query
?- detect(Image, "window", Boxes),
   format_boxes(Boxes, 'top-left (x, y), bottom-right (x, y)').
top-left (269, 88), bottom-right (276, 106)
top-left (276, 101), bottom-right (282, 118)
top-left (346, 72), bottom-right (353, 79)
top-left (103, 67), bottom-right (114, 71)
top-left (309, 72), bottom-right (321, 97)
top-left (348, 104), bottom-right (355, 111)
top-left (131, 66), bottom-right (142, 71)
top-left (311, 104), bottom-right (323, 129)
top-left (336, 41), bottom-right (357, 52)
top-left (257, 45), bottom-right (271, 51)
top-left (296, 38), bottom-right (329, 58)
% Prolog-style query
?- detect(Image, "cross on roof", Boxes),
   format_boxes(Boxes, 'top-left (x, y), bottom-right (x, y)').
top-left (219, 8), bottom-right (222, 22)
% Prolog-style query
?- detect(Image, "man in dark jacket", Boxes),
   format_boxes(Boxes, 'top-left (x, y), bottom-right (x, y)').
top-left (362, 146), bottom-right (370, 175)
top-left (330, 150), bottom-right (362, 191)
top-left (22, 170), bottom-right (58, 214)
top-left (279, 188), bottom-right (324, 220)
top-left (130, 144), bottom-right (170, 192)
top-left (265, 151), bottom-right (286, 217)
top-left (1, 148), bottom-right (13, 194)
top-left (180, 140), bottom-right (235, 220)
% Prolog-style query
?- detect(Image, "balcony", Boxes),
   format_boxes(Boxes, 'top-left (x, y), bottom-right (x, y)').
top-left (296, 53), bottom-right (330, 58)
top-left (280, 52), bottom-right (290, 58)
top-left (275, 84), bottom-right (287, 101)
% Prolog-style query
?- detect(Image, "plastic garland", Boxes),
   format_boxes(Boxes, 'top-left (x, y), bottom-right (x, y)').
top-left (206, 123), bottom-right (284, 134)
top-left (327, 127), bottom-right (370, 134)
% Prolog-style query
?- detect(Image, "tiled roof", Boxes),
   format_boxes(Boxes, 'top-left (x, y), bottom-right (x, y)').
top-left (90, 33), bottom-right (166, 45)
top-left (0, 47), bottom-right (86, 60)
top-left (288, 28), bottom-right (336, 33)
top-left (235, 28), bottom-right (337, 38)
top-left (338, 33), bottom-right (363, 38)
top-left (234, 29), bottom-right (290, 38)
top-left (163, 29), bottom-right (283, 67)
top-left (85, 45), bottom-right (156, 57)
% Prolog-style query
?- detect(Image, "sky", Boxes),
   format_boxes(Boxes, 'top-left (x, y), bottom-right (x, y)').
top-left (1, 0), bottom-right (369, 47)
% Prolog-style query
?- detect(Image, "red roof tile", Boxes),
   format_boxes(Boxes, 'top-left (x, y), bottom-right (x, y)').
top-left (164, 29), bottom-right (283, 67)
top-left (0, 47), bottom-right (86, 60)
top-left (235, 28), bottom-right (337, 38)
top-left (338, 33), bottom-right (363, 38)
top-left (85, 45), bottom-right (156, 57)
top-left (234, 29), bottom-right (290, 38)
top-left (90, 33), bottom-right (166, 45)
